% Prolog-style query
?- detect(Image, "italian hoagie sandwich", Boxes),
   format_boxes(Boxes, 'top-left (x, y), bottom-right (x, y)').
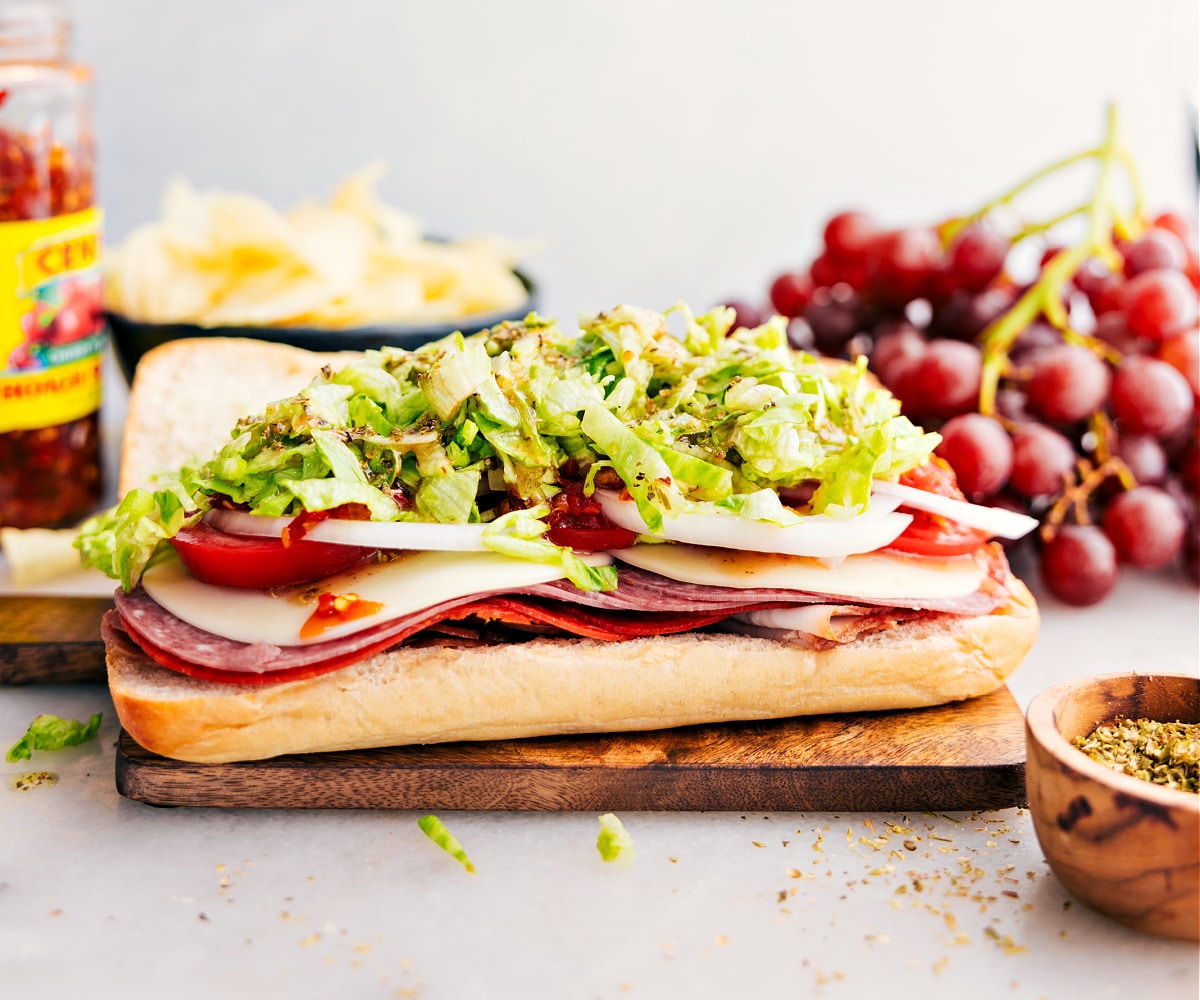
top-left (79, 304), bottom-right (1039, 763)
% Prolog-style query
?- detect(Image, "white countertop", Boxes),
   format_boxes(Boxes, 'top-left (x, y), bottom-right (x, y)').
top-left (1, 362), bottom-right (1198, 999)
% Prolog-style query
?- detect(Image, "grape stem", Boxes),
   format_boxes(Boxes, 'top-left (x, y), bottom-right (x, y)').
top-left (941, 149), bottom-right (1103, 245)
top-left (1011, 204), bottom-right (1088, 241)
top-left (1040, 455), bottom-right (1135, 543)
top-left (1086, 411), bottom-right (1131, 468)
top-left (1114, 150), bottom-right (1146, 235)
top-left (971, 105), bottom-right (1140, 417)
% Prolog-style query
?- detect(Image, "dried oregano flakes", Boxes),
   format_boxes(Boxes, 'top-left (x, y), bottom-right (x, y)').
top-left (1073, 718), bottom-right (1200, 793)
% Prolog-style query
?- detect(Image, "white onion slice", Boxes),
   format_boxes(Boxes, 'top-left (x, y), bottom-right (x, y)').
top-left (871, 480), bottom-right (1038, 540)
top-left (593, 491), bottom-right (912, 559)
top-left (205, 509), bottom-right (490, 551)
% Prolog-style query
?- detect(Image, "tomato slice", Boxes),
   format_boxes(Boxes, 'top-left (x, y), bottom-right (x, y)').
top-left (884, 459), bottom-right (991, 557)
top-left (546, 524), bottom-right (638, 552)
top-left (897, 457), bottom-right (967, 500)
top-left (170, 521), bottom-right (376, 589)
top-left (884, 513), bottom-right (991, 557)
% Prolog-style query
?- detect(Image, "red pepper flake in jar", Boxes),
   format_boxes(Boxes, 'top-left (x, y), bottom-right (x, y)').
top-left (0, 3), bottom-right (103, 528)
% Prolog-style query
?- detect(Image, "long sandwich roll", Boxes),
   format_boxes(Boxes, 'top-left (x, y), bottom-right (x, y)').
top-left (80, 304), bottom-right (1039, 763)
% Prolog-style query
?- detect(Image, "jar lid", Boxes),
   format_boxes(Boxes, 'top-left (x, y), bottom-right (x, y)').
top-left (0, 1), bottom-right (69, 63)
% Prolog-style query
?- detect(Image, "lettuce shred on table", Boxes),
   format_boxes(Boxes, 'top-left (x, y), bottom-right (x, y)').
top-left (417, 814), bottom-right (476, 873)
top-left (6, 712), bottom-right (102, 763)
top-left (597, 812), bottom-right (636, 867)
top-left (76, 303), bottom-right (938, 589)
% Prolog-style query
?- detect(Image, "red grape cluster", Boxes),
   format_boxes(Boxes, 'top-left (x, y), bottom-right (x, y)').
top-left (728, 208), bottom-right (1199, 607)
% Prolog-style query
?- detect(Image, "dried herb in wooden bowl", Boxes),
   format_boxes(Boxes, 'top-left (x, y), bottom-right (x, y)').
top-left (1073, 718), bottom-right (1200, 793)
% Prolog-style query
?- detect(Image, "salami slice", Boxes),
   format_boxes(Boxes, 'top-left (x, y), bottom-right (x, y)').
top-left (110, 552), bottom-right (1015, 685)
top-left (111, 587), bottom-right (788, 685)
top-left (518, 564), bottom-right (1006, 615)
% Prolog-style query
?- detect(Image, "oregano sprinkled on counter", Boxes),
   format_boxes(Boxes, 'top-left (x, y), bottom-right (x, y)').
top-left (1073, 718), bottom-right (1199, 792)
top-left (11, 771), bottom-right (58, 791)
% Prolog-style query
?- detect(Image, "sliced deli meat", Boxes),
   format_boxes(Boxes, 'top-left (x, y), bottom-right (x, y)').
top-left (527, 561), bottom-right (1007, 615)
top-left (109, 588), bottom-right (786, 684)
top-left (139, 549), bottom-right (613, 647)
top-left (112, 544), bottom-right (1017, 684)
top-left (139, 545), bottom-right (1007, 654)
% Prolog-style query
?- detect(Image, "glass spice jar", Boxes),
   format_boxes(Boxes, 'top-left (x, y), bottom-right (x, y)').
top-left (0, 0), bottom-right (102, 528)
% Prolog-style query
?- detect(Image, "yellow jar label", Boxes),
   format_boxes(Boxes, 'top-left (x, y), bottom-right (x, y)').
top-left (0, 208), bottom-right (105, 434)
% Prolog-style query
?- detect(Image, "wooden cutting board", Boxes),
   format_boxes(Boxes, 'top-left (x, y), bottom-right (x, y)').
top-left (0, 596), bottom-right (111, 684)
top-left (115, 685), bottom-right (1027, 812)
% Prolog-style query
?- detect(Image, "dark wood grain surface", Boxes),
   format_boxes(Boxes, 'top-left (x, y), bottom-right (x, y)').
top-left (116, 685), bottom-right (1027, 812)
top-left (0, 596), bottom-right (111, 684)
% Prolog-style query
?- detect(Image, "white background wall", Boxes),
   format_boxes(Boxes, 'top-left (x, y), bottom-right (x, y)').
top-left (73, 0), bottom-right (1198, 322)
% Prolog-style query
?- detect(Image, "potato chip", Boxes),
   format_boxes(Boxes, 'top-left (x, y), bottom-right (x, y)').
top-left (158, 177), bottom-right (213, 254)
top-left (286, 204), bottom-right (372, 293)
top-left (329, 161), bottom-right (423, 248)
top-left (107, 225), bottom-right (223, 323)
top-left (202, 270), bottom-right (332, 327)
top-left (207, 192), bottom-right (299, 263)
top-left (105, 165), bottom-right (529, 329)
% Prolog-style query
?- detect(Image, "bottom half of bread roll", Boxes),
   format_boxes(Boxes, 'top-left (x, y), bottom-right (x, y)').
top-left (103, 578), bottom-right (1038, 764)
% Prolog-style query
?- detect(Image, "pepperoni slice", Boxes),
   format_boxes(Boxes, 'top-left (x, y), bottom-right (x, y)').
top-left (110, 595), bottom-right (784, 685)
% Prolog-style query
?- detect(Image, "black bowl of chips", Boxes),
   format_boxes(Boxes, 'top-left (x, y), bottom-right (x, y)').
top-left (107, 269), bottom-right (536, 382)
top-left (104, 168), bottom-right (538, 381)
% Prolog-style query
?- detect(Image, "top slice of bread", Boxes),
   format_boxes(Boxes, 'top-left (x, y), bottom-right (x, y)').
top-left (119, 338), bottom-right (357, 496)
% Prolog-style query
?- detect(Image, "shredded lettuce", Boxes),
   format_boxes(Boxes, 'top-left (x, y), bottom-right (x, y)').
top-left (7, 712), bottom-right (102, 762)
top-left (714, 488), bottom-right (809, 525)
top-left (285, 476), bottom-right (402, 519)
top-left (597, 812), bottom-right (636, 867)
top-left (649, 441), bottom-right (733, 500)
top-left (673, 301), bottom-right (733, 356)
top-left (580, 404), bottom-right (681, 533)
top-left (414, 468), bottom-right (481, 524)
top-left (417, 814), bottom-right (476, 873)
top-left (421, 334), bottom-right (492, 421)
top-left (77, 304), bottom-right (939, 589)
top-left (74, 486), bottom-right (197, 590)
top-left (482, 507), bottom-right (617, 592)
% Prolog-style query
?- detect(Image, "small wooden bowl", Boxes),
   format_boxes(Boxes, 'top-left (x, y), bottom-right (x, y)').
top-left (1025, 672), bottom-right (1200, 940)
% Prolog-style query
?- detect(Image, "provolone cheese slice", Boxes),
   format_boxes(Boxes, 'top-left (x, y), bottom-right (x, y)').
top-left (610, 544), bottom-right (983, 600)
top-left (141, 550), bottom-right (612, 647)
